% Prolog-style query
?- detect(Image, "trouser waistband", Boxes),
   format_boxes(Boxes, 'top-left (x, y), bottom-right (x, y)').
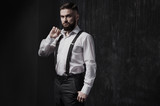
top-left (56, 72), bottom-right (84, 81)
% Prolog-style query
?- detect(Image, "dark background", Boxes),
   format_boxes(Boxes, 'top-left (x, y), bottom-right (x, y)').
top-left (1, 0), bottom-right (160, 106)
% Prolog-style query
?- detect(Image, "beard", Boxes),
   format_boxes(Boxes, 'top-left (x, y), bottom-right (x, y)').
top-left (62, 20), bottom-right (76, 31)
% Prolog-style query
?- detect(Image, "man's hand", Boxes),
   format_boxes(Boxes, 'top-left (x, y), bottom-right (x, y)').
top-left (49, 26), bottom-right (61, 38)
top-left (77, 91), bottom-right (87, 103)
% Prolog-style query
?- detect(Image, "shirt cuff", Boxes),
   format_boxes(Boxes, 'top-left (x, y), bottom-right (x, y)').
top-left (81, 84), bottom-right (91, 95)
top-left (46, 35), bottom-right (55, 44)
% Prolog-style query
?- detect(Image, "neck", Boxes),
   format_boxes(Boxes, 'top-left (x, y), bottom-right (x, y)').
top-left (65, 31), bottom-right (70, 36)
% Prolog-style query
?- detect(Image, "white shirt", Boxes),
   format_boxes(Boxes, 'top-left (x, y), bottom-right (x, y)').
top-left (38, 26), bottom-right (96, 95)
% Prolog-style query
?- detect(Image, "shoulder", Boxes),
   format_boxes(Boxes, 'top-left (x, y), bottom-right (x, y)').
top-left (80, 31), bottom-right (93, 40)
top-left (79, 31), bottom-right (95, 45)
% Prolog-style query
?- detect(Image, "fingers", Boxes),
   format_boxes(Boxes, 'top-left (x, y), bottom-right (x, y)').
top-left (77, 96), bottom-right (85, 103)
top-left (52, 26), bottom-right (60, 34)
top-left (77, 91), bottom-right (87, 103)
top-left (50, 26), bottom-right (61, 38)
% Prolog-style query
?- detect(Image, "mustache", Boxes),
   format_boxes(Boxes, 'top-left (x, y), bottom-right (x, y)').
top-left (63, 21), bottom-right (69, 24)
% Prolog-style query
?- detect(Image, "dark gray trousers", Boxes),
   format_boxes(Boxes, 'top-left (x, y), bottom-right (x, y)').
top-left (54, 74), bottom-right (85, 106)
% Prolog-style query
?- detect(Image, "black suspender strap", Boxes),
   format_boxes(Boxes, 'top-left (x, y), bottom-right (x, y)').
top-left (65, 30), bottom-right (83, 75)
top-left (54, 35), bottom-right (63, 67)
top-left (54, 30), bottom-right (83, 75)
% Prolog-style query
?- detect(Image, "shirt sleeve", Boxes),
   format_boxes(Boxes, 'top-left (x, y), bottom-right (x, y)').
top-left (81, 34), bottom-right (97, 95)
top-left (38, 34), bottom-right (57, 56)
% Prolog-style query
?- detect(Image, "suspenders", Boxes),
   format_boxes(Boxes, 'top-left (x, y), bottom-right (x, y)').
top-left (55, 30), bottom-right (83, 75)
top-left (54, 35), bottom-right (63, 68)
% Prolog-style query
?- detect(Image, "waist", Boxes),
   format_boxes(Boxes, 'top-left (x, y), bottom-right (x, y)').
top-left (56, 65), bottom-right (86, 76)
top-left (56, 72), bottom-right (84, 81)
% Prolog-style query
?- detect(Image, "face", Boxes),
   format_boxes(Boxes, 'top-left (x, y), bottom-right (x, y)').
top-left (60, 9), bottom-right (79, 31)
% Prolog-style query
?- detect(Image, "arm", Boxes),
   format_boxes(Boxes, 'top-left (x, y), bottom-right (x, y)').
top-left (77, 34), bottom-right (97, 102)
top-left (38, 26), bottom-right (61, 56)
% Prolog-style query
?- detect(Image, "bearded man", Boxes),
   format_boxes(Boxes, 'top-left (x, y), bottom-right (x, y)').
top-left (38, 2), bottom-right (96, 106)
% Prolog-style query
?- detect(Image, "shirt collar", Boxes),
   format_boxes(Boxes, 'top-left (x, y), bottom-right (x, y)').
top-left (61, 25), bottom-right (80, 37)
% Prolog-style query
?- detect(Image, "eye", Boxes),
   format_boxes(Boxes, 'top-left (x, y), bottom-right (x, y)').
top-left (61, 16), bottom-right (64, 18)
top-left (67, 15), bottom-right (71, 18)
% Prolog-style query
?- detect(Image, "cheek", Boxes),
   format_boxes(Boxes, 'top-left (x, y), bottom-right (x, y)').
top-left (61, 18), bottom-right (64, 22)
top-left (68, 18), bottom-right (75, 23)
top-left (68, 18), bottom-right (74, 22)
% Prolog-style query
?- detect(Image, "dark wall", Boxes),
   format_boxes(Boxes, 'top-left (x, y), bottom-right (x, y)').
top-left (77, 0), bottom-right (160, 105)
top-left (37, 0), bottom-right (60, 106)
top-left (75, 0), bottom-right (160, 105)
top-left (1, 0), bottom-right (38, 106)
top-left (2, 0), bottom-right (160, 106)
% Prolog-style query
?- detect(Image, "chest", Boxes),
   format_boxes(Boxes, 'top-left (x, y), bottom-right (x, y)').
top-left (58, 36), bottom-right (83, 55)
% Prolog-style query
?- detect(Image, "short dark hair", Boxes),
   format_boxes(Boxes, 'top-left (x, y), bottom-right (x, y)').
top-left (60, 2), bottom-right (79, 13)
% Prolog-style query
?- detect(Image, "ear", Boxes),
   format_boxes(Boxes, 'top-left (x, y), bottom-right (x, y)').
top-left (76, 14), bottom-right (79, 21)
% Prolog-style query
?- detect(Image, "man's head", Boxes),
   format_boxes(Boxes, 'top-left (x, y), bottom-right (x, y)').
top-left (60, 2), bottom-right (79, 32)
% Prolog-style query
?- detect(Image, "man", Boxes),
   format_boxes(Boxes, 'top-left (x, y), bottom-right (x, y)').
top-left (38, 2), bottom-right (96, 106)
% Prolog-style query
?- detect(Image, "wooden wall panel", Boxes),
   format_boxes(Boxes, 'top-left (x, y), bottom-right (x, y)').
top-left (59, 0), bottom-right (160, 105)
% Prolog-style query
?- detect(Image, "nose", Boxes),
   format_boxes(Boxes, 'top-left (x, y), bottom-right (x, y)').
top-left (64, 17), bottom-right (68, 23)
top-left (64, 16), bottom-right (67, 21)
